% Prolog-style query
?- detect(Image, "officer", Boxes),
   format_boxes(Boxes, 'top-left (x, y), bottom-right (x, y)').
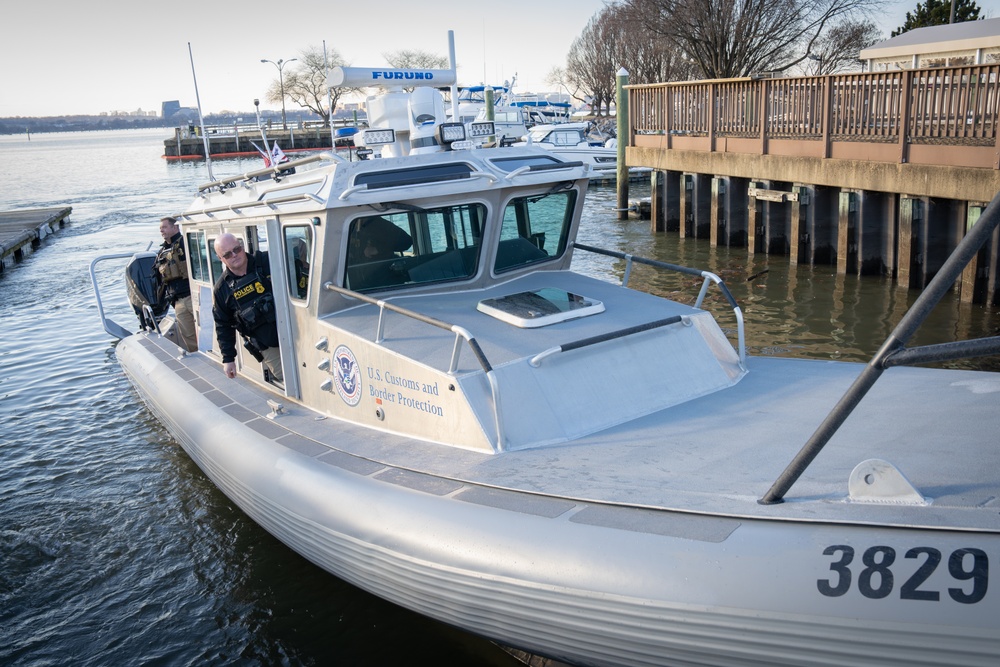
top-left (154, 216), bottom-right (198, 352)
top-left (212, 233), bottom-right (283, 382)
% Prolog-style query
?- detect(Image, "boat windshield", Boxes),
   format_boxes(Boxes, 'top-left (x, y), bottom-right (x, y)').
top-left (344, 203), bottom-right (485, 292)
top-left (526, 126), bottom-right (583, 146)
top-left (495, 190), bottom-right (576, 273)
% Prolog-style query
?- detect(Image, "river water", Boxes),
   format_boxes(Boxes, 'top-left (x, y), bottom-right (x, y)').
top-left (1, 129), bottom-right (997, 667)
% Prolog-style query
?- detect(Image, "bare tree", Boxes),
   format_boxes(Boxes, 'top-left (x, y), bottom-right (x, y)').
top-left (605, 2), bottom-right (697, 84)
top-left (383, 49), bottom-right (449, 70)
top-left (620, 0), bottom-right (879, 79)
top-left (805, 20), bottom-right (883, 74)
top-left (566, 14), bottom-right (619, 115)
top-left (379, 49), bottom-right (450, 93)
top-left (268, 46), bottom-right (353, 121)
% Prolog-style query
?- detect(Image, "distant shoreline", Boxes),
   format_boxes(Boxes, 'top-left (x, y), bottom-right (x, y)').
top-left (0, 111), bottom-right (320, 136)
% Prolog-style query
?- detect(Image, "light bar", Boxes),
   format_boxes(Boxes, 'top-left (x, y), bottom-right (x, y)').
top-left (436, 122), bottom-right (466, 144)
top-left (449, 140), bottom-right (474, 151)
top-left (362, 129), bottom-right (396, 145)
top-left (468, 121), bottom-right (495, 138)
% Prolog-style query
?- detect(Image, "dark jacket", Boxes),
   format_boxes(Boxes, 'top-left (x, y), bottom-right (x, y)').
top-left (154, 232), bottom-right (191, 305)
top-left (212, 251), bottom-right (279, 363)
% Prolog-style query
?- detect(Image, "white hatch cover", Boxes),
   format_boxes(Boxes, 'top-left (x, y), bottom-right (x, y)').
top-left (477, 288), bottom-right (604, 328)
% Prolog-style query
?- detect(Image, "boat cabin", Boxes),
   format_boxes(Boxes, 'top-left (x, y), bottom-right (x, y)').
top-left (173, 68), bottom-right (745, 455)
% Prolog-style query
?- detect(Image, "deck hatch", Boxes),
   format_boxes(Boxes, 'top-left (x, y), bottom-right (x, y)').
top-left (477, 288), bottom-right (604, 328)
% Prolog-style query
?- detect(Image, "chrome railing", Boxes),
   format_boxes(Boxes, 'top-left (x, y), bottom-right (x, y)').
top-left (573, 243), bottom-right (747, 366)
top-left (323, 282), bottom-right (506, 452)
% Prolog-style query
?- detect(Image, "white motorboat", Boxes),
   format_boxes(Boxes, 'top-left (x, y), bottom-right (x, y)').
top-left (91, 33), bottom-right (1000, 667)
top-left (446, 83), bottom-right (511, 124)
top-left (518, 121), bottom-right (651, 182)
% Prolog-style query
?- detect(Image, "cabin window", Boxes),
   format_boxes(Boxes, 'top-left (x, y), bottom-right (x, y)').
top-left (352, 163), bottom-right (474, 190)
top-left (345, 204), bottom-right (485, 292)
top-left (283, 225), bottom-right (312, 300)
top-left (186, 230), bottom-right (211, 283)
top-left (207, 236), bottom-right (224, 281)
top-left (494, 190), bottom-right (576, 273)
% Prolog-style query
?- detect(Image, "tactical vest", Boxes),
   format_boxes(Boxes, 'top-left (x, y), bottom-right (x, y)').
top-left (227, 267), bottom-right (277, 346)
top-left (156, 242), bottom-right (187, 283)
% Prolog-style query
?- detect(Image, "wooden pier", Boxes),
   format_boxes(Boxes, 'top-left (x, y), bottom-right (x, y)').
top-left (0, 207), bottom-right (72, 273)
top-left (623, 64), bottom-right (1000, 306)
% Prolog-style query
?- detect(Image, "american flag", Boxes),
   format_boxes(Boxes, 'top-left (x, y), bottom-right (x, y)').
top-left (271, 143), bottom-right (288, 164)
top-left (251, 141), bottom-right (272, 167)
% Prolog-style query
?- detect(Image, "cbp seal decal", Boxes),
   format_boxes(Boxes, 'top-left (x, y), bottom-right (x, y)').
top-left (333, 345), bottom-right (362, 406)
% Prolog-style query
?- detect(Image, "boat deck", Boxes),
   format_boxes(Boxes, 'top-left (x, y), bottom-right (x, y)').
top-left (137, 328), bottom-right (1000, 532)
top-left (324, 271), bottom-right (709, 373)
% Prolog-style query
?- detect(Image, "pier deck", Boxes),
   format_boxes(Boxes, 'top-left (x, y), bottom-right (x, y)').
top-left (0, 207), bottom-right (72, 273)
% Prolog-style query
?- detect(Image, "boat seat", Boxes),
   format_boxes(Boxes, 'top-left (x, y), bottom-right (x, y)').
top-left (407, 246), bottom-right (479, 283)
top-left (346, 257), bottom-right (408, 291)
top-left (495, 237), bottom-right (548, 272)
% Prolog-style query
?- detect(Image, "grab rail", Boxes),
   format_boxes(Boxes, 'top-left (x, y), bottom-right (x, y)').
top-left (503, 160), bottom-right (586, 180)
top-left (530, 315), bottom-right (686, 367)
top-left (197, 153), bottom-right (335, 192)
top-left (323, 282), bottom-right (507, 452)
top-left (573, 243), bottom-right (746, 365)
top-left (759, 189), bottom-right (1000, 505)
top-left (89, 252), bottom-right (142, 340)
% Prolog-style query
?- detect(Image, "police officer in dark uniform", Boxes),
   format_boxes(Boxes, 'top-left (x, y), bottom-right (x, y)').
top-left (212, 233), bottom-right (283, 382)
top-left (154, 216), bottom-right (198, 352)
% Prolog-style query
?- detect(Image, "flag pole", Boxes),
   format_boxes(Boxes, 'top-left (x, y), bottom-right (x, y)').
top-left (253, 98), bottom-right (272, 165)
top-left (324, 40), bottom-right (336, 154)
top-left (188, 42), bottom-right (216, 181)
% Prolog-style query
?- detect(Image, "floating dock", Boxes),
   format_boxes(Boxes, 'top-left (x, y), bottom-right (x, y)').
top-left (0, 207), bottom-right (72, 273)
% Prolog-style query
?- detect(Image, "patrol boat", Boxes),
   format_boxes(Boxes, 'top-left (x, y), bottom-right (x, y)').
top-left (91, 34), bottom-right (1000, 667)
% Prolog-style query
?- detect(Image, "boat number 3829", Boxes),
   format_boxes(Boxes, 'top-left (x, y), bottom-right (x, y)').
top-left (818, 545), bottom-right (990, 603)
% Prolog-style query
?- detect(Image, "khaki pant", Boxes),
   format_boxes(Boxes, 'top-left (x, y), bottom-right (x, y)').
top-left (260, 345), bottom-right (283, 382)
top-left (173, 296), bottom-right (198, 352)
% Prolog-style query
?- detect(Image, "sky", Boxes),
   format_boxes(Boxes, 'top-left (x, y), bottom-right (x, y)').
top-left (0, 0), bottom-right (991, 118)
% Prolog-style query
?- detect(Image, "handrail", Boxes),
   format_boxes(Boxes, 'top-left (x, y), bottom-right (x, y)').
top-left (89, 252), bottom-right (141, 340)
top-left (182, 192), bottom-right (326, 218)
top-left (530, 315), bottom-right (686, 367)
top-left (503, 160), bottom-right (587, 180)
top-left (626, 64), bottom-right (1000, 172)
top-left (573, 243), bottom-right (746, 365)
top-left (197, 153), bottom-right (336, 192)
top-left (323, 282), bottom-right (506, 452)
top-left (759, 188), bottom-right (1000, 505)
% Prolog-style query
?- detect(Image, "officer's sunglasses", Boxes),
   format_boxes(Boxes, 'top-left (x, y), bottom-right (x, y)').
top-left (220, 244), bottom-right (244, 260)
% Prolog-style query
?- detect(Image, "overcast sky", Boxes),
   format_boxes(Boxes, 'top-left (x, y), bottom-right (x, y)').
top-left (0, 0), bottom-right (955, 118)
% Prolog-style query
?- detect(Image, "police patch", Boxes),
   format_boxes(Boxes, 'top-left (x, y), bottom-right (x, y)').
top-left (333, 345), bottom-right (362, 407)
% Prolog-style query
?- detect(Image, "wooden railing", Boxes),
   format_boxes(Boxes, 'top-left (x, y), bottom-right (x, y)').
top-left (627, 64), bottom-right (1000, 170)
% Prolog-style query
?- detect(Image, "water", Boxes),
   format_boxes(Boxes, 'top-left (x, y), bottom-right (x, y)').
top-left (1, 130), bottom-right (997, 667)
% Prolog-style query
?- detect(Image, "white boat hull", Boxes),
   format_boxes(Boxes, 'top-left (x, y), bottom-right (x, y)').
top-left (119, 333), bottom-right (999, 667)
